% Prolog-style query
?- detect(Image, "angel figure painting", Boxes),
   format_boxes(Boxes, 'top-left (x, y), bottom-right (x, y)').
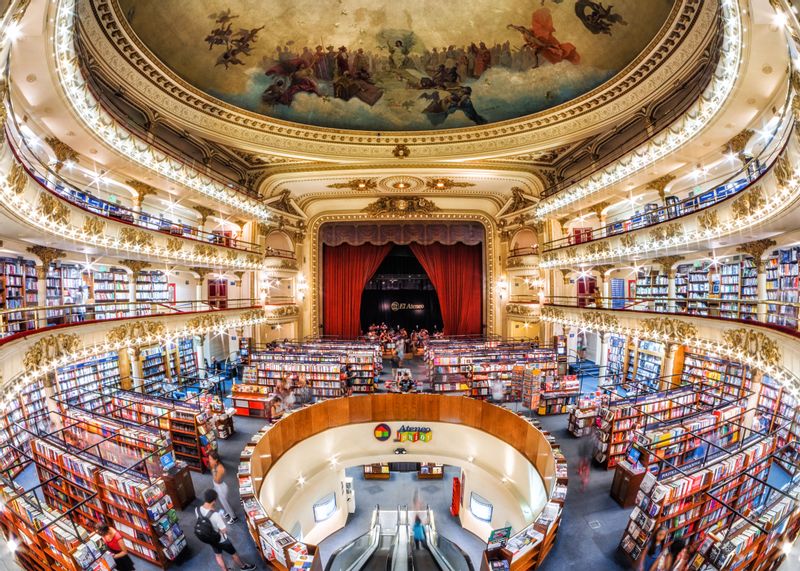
top-left (118, 0), bottom-right (675, 131)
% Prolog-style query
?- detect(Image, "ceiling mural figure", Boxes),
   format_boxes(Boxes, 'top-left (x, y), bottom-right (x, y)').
top-left (118, 0), bottom-right (675, 132)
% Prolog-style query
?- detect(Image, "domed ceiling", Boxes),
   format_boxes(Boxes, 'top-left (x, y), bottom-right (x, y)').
top-left (116, 0), bottom-right (676, 132)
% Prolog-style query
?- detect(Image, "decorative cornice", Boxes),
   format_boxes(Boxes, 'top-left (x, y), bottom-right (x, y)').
top-left (392, 144), bottom-right (410, 159)
top-left (44, 137), bottom-right (79, 173)
top-left (118, 259), bottom-right (150, 274)
top-left (506, 304), bottom-right (539, 318)
top-left (233, 271), bottom-right (245, 281)
top-left (724, 128), bottom-right (755, 162)
top-left (190, 267), bottom-right (212, 280)
top-left (193, 205), bottom-right (216, 226)
top-left (652, 255), bottom-right (684, 273)
top-left (125, 179), bottom-right (158, 206)
top-left (593, 265), bottom-right (615, 277)
top-left (186, 314), bottom-right (226, 331)
top-left (588, 201), bottom-right (611, 220)
top-left (23, 333), bottom-right (81, 371)
top-left (731, 185), bottom-right (766, 219)
top-left (362, 197), bottom-right (440, 216)
top-left (736, 239), bottom-right (776, 268)
top-left (26, 245), bottom-right (66, 267)
top-left (646, 174), bottom-right (676, 199)
top-left (582, 311), bottom-right (619, 330)
top-left (722, 329), bottom-right (781, 367)
top-left (541, 306), bottom-right (565, 321)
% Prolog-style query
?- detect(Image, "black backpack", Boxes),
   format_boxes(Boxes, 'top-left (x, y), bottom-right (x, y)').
top-left (194, 508), bottom-right (221, 544)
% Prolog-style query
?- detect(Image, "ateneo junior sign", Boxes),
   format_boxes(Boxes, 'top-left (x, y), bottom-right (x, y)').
top-left (390, 301), bottom-right (425, 311)
top-left (373, 423), bottom-right (432, 443)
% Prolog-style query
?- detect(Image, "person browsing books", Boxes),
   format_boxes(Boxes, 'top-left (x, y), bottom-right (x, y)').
top-left (208, 450), bottom-right (238, 524)
top-left (643, 528), bottom-right (667, 571)
top-left (195, 489), bottom-right (255, 571)
top-left (96, 523), bottom-right (135, 571)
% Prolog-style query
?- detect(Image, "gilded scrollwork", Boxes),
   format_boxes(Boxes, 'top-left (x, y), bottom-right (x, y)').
top-left (620, 233), bottom-right (637, 249)
top-left (107, 321), bottom-right (166, 344)
top-left (7, 163), bottom-right (27, 195)
top-left (697, 209), bottom-right (720, 231)
top-left (722, 329), bottom-right (781, 367)
top-left (648, 222), bottom-right (683, 242)
top-left (193, 243), bottom-right (217, 257)
top-left (23, 334), bottom-right (82, 370)
top-left (506, 304), bottom-right (539, 317)
top-left (585, 241), bottom-right (610, 256)
top-left (540, 306), bottom-right (565, 321)
top-left (731, 185), bottom-right (766, 219)
top-left (640, 318), bottom-right (697, 340)
top-left (166, 237), bottom-right (183, 252)
top-left (38, 193), bottom-right (71, 224)
top-left (186, 314), bottom-right (227, 331)
top-left (362, 196), bottom-right (440, 216)
top-left (581, 312), bottom-right (618, 330)
top-left (82, 216), bottom-right (106, 236)
top-left (119, 227), bottom-right (154, 247)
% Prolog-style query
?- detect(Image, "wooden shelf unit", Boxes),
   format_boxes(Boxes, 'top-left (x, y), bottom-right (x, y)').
top-left (135, 270), bottom-right (170, 303)
top-left (55, 352), bottom-right (121, 409)
top-left (0, 257), bottom-right (38, 334)
top-left (363, 462), bottom-right (390, 480)
top-left (766, 246), bottom-right (800, 328)
top-left (139, 344), bottom-right (171, 395)
top-left (89, 267), bottom-right (130, 319)
top-left (417, 462), bottom-right (444, 479)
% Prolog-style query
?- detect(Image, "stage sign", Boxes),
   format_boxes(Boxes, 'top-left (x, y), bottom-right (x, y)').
top-left (390, 302), bottom-right (425, 311)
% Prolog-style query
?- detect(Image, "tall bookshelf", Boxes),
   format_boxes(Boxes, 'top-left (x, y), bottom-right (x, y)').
top-left (172, 337), bottom-right (198, 378)
top-left (635, 271), bottom-right (668, 312)
top-left (766, 246), bottom-right (800, 327)
top-left (45, 263), bottom-right (83, 324)
top-left (624, 340), bottom-right (664, 390)
top-left (0, 379), bottom-right (48, 479)
top-left (139, 344), bottom-right (170, 394)
top-left (680, 351), bottom-right (752, 405)
top-left (345, 351), bottom-right (378, 394)
top-left (0, 257), bottom-right (38, 334)
top-left (90, 268), bottom-right (130, 319)
top-left (538, 375), bottom-right (580, 415)
top-left (757, 375), bottom-right (797, 440)
top-left (135, 270), bottom-right (170, 303)
top-left (719, 257), bottom-right (758, 320)
top-left (606, 334), bottom-right (626, 385)
top-left (55, 352), bottom-right (121, 408)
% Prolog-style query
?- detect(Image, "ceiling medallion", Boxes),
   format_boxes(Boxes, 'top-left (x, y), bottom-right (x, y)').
top-left (392, 145), bottom-right (411, 159)
top-left (377, 176), bottom-right (425, 193)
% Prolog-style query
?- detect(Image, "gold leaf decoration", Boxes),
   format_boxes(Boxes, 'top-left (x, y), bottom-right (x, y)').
top-left (107, 321), bottom-right (166, 345)
top-left (26, 245), bottom-right (66, 267)
top-left (118, 227), bottom-right (154, 248)
top-left (327, 178), bottom-right (378, 191)
top-left (506, 304), bottom-right (538, 317)
top-left (82, 216), bottom-right (105, 236)
top-left (582, 312), bottom-right (618, 330)
top-left (541, 306), bottom-right (565, 321)
top-left (7, 163), bottom-right (27, 195)
top-left (731, 185), bottom-right (766, 219)
top-left (186, 314), bottom-right (226, 331)
top-left (118, 259), bottom-right (150, 274)
top-left (620, 234), bottom-right (637, 249)
top-left (649, 222), bottom-right (683, 242)
top-left (722, 329), bottom-right (781, 367)
top-left (193, 243), bottom-right (217, 257)
top-left (38, 193), bottom-right (70, 224)
top-left (640, 318), bottom-right (697, 340)
top-left (269, 305), bottom-right (300, 318)
top-left (585, 241), bottom-right (610, 256)
top-left (697, 209), bottom-right (719, 231)
top-left (23, 333), bottom-right (82, 370)
top-left (166, 237), bottom-right (183, 253)
top-left (363, 196), bottom-right (440, 216)
top-left (425, 178), bottom-right (475, 191)
top-left (44, 137), bottom-right (79, 173)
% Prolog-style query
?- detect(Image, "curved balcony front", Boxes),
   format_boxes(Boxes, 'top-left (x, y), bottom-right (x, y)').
top-left (540, 115), bottom-right (800, 269)
top-left (540, 298), bottom-right (800, 399)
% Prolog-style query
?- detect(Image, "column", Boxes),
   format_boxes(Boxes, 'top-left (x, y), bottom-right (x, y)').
top-left (661, 343), bottom-right (678, 390)
top-left (130, 347), bottom-right (144, 392)
top-left (757, 260), bottom-right (767, 322)
top-left (195, 334), bottom-right (207, 373)
top-left (667, 270), bottom-right (677, 312)
top-left (564, 326), bottom-right (577, 362)
top-left (597, 331), bottom-right (608, 371)
top-left (35, 263), bottom-right (47, 307)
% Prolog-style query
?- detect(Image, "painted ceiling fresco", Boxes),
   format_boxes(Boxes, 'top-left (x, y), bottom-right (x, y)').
top-left (117, 0), bottom-right (676, 132)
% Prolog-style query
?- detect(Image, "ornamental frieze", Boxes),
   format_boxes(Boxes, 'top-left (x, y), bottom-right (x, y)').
top-left (186, 314), bottom-right (227, 331)
top-left (82, 216), bottom-right (106, 236)
top-left (107, 321), bottom-right (166, 344)
top-left (362, 196), bottom-right (440, 216)
top-left (581, 312), bottom-right (618, 330)
top-left (38, 193), bottom-right (70, 224)
top-left (506, 304), bottom-right (539, 317)
top-left (640, 318), bottom-right (697, 340)
top-left (541, 307), bottom-right (565, 321)
top-left (119, 227), bottom-right (154, 247)
top-left (23, 333), bottom-right (82, 370)
top-left (731, 185), bottom-right (766, 219)
top-left (722, 329), bottom-right (781, 367)
top-left (7, 163), bottom-right (26, 195)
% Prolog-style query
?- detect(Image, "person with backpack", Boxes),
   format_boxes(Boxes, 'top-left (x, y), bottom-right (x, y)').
top-left (195, 489), bottom-right (256, 571)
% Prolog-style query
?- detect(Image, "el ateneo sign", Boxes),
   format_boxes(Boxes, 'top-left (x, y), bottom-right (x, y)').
top-left (373, 423), bottom-right (432, 443)
top-left (390, 301), bottom-right (425, 311)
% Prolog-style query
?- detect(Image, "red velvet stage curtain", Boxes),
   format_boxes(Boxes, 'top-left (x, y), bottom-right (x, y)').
top-left (409, 242), bottom-right (482, 335)
top-left (323, 243), bottom-right (392, 338)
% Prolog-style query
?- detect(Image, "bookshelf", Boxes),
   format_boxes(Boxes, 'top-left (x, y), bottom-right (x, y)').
top-left (636, 271), bottom-right (668, 312)
top-left (171, 337), bottom-right (198, 377)
top-left (417, 462), bottom-right (444, 479)
top-left (0, 478), bottom-right (112, 571)
top-left (345, 351), bottom-right (377, 394)
top-left (680, 351), bottom-right (752, 405)
top-left (756, 375), bottom-right (797, 440)
top-left (567, 402), bottom-right (598, 437)
top-left (238, 336), bottom-right (253, 364)
top-left (90, 268), bottom-right (130, 320)
top-left (139, 344), bottom-right (170, 395)
top-left (618, 437), bottom-right (776, 566)
top-left (0, 257), bottom-right (38, 334)
top-left (363, 462), bottom-right (390, 480)
top-left (30, 436), bottom-right (187, 567)
top-left (56, 352), bottom-right (121, 409)
top-left (766, 246), bottom-right (800, 327)
top-left (538, 375), bottom-right (580, 415)
top-left (719, 258), bottom-right (758, 320)
top-left (625, 340), bottom-right (665, 390)
top-left (135, 270), bottom-right (170, 303)
top-left (520, 353), bottom-right (559, 410)
top-left (606, 334), bottom-right (627, 385)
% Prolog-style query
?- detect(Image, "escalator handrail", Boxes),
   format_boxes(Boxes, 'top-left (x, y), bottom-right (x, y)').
top-left (390, 505), bottom-right (410, 571)
top-left (424, 506), bottom-right (475, 571)
top-left (345, 523), bottom-right (383, 571)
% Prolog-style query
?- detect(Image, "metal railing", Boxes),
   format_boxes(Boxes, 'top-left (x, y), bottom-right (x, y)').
top-left (544, 295), bottom-right (800, 332)
top-left (0, 298), bottom-right (260, 342)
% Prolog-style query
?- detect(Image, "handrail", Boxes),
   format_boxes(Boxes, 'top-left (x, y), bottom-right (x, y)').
top-left (541, 96), bottom-right (795, 252)
top-left (508, 246), bottom-right (539, 258)
top-left (0, 298), bottom-right (262, 341)
top-left (544, 295), bottom-right (800, 333)
top-left (2, 102), bottom-right (263, 254)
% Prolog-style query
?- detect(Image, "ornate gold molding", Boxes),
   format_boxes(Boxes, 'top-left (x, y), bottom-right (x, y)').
top-left (193, 243), bottom-right (217, 257)
top-left (652, 255), bottom-right (684, 273)
top-left (45, 137), bottom-right (79, 173)
top-left (588, 201), bottom-right (610, 220)
top-left (233, 271), bottom-right (245, 281)
top-left (585, 241), bottom-right (611, 256)
top-left (506, 304), bottom-right (539, 317)
top-left (640, 317), bottom-right (697, 339)
top-left (193, 205), bottom-right (216, 226)
top-left (649, 222), bottom-right (683, 242)
top-left (125, 179), bottom-right (158, 207)
top-left (392, 144), bottom-right (411, 159)
top-left (119, 227), bottom-right (154, 247)
top-left (166, 237), bottom-right (183, 252)
top-left (594, 264), bottom-right (615, 278)
top-left (326, 178), bottom-right (378, 191)
top-left (731, 185), bottom-right (766, 219)
top-left (38, 193), bottom-right (71, 224)
top-left (26, 245), bottom-right (66, 268)
top-left (186, 314), bottom-right (226, 331)
top-left (279, 259), bottom-right (298, 271)
top-left (190, 266), bottom-right (212, 280)
top-left (23, 333), bottom-right (82, 370)
top-left (620, 233), bottom-right (637, 249)
top-left (724, 128), bottom-right (755, 163)
top-left (646, 174), bottom-right (676, 199)
top-left (362, 197), bottom-right (440, 216)
top-left (269, 305), bottom-right (300, 318)
top-left (541, 306), bottom-right (565, 321)
top-left (107, 321), bottom-right (166, 344)
top-left (118, 259), bottom-right (150, 274)
top-left (82, 216), bottom-right (106, 236)
top-left (736, 239), bottom-right (777, 270)
top-left (582, 311), bottom-right (618, 330)
top-left (425, 178), bottom-right (475, 191)
top-left (6, 163), bottom-right (26, 195)
top-left (722, 329), bottom-right (781, 367)
top-left (697, 209), bottom-right (720, 231)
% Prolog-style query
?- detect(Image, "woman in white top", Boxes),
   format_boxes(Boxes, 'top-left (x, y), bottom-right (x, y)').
top-left (208, 450), bottom-right (238, 524)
